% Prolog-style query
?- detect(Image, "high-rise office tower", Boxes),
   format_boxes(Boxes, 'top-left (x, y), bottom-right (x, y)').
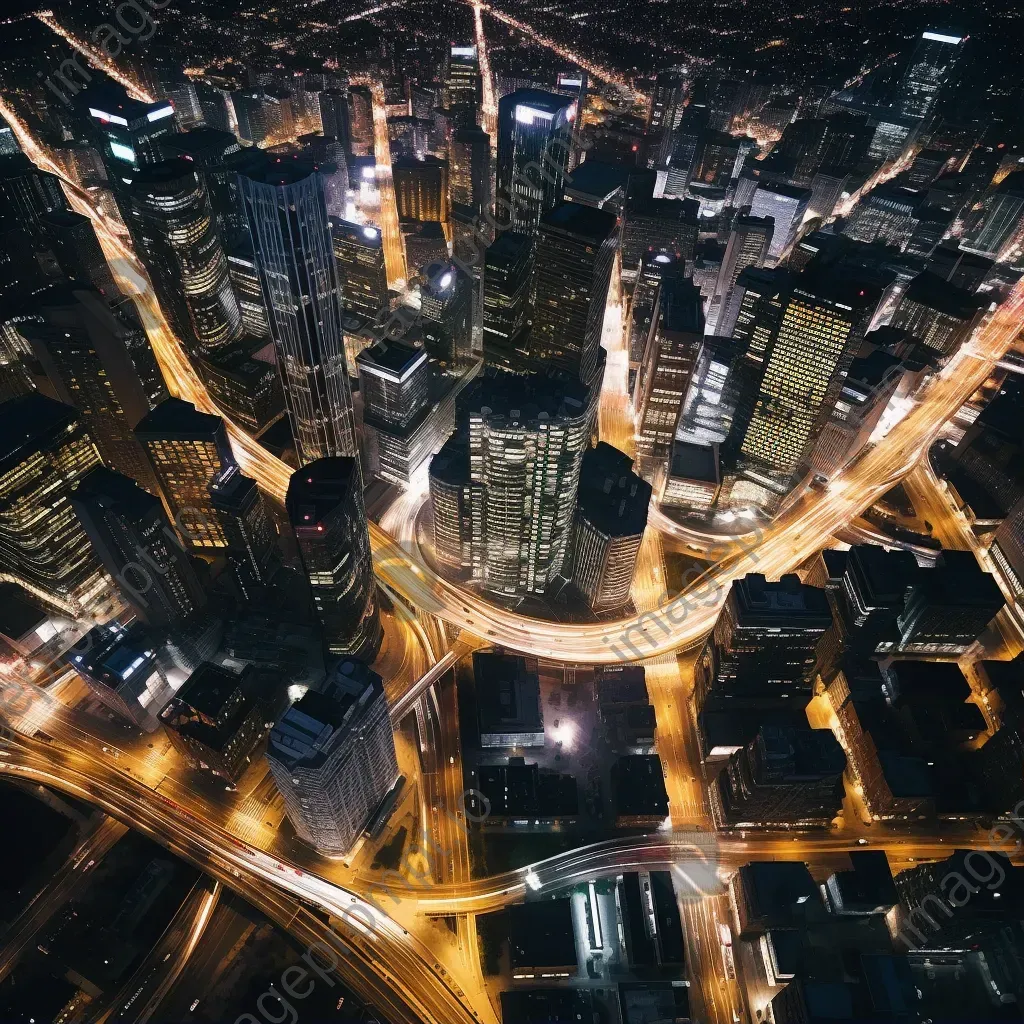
top-left (357, 339), bottom-right (453, 487)
top-left (748, 181), bottom-right (811, 262)
top-left (428, 435), bottom-right (481, 576)
top-left (67, 620), bottom-right (165, 732)
top-left (734, 277), bottom-right (873, 490)
top-left (620, 196), bottom-right (700, 275)
top-left (286, 457), bottom-right (381, 659)
top-left (496, 89), bottom-right (576, 235)
top-left (267, 658), bottom-right (398, 855)
top-left (134, 398), bottom-right (234, 551)
top-left (0, 119), bottom-right (19, 157)
top-left (0, 394), bottom-right (110, 615)
top-left (896, 30), bottom-right (966, 122)
top-left (162, 127), bottom-right (245, 236)
top-left (195, 81), bottom-right (232, 133)
top-left (420, 263), bottom-right (472, 366)
top-left (239, 157), bottom-right (356, 463)
top-left (705, 213), bottom-right (774, 337)
top-left (330, 218), bottom-right (389, 321)
top-left (690, 131), bottom-right (742, 189)
top-left (627, 253), bottom-right (683, 390)
top-left (196, 345), bottom-right (284, 439)
top-left (961, 171), bottom-right (1024, 260)
top-left (529, 202), bottom-right (617, 385)
top-left (450, 126), bottom-right (491, 212)
top-left (446, 45), bottom-right (482, 129)
top-left (83, 89), bottom-right (178, 175)
top-left (645, 72), bottom-right (687, 169)
top-left (0, 153), bottom-right (69, 231)
top-left (570, 443), bottom-right (652, 612)
top-left (39, 211), bottom-right (120, 299)
top-left (318, 89), bottom-right (352, 153)
top-left (17, 284), bottom-right (166, 494)
top-left (209, 465), bottom-right (280, 601)
top-left (124, 159), bottom-right (243, 357)
top-left (677, 336), bottom-right (744, 445)
top-left (696, 572), bottom-right (832, 710)
top-left (634, 276), bottom-right (705, 470)
top-left (393, 155), bottom-right (449, 224)
top-left (348, 86), bottom-right (375, 156)
top-left (71, 466), bottom-right (207, 628)
top-left (482, 231), bottom-right (533, 370)
top-left (356, 338), bottom-right (431, 428)
top-left (447, 371), bottom-right (593, 598)
top-left (842, 182), bottom-right (925, 249)
top-left (888, 271), bottom-right (985, 360)
top-left (225, 241), bottom-right (272, 340)
top-left (663, 106), bottom-right (708, 200)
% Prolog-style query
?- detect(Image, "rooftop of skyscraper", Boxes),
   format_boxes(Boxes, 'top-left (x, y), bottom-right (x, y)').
top-left (576, 442), bottom-right (651, 537)
top-left (459, 367), bottom-right (590, 426)
top-left (268, 659), bottom-right (383, 771)
top-left (285, 456), bottom-right (360, 530)
top-left (540, 200), bottom-right (617, 243)
top-left (72, 465), bottom-right (162, 521)
top-left (731, 573), bottom-right (832, 626)
top-left (0, 392), bottom-right (79, 471)
top-left (134, 397), bottom-right (224, 441)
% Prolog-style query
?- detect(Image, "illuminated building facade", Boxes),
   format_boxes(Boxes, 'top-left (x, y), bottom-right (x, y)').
top-left (496, 89), bottom-right (576, 236)
top-left (706, 212), bottom-right (774, 337)
top-left (286, 457), bottom-right (381, 660)
top-left (134, 398), bottom-right (234, 552)
top-left (420, 263), bottom-right (472, 366)
top-left (331, 218), bottom-right (389, 321)
top-left (71, 466), bottom-right (207, 628)
top-left (896, 30), bottom-right (966, 122)
top-left (529, 202), bottom-right (617, 386)
top-left (482, 231), bottom-right (533, 371)
top-left (0, 393), bottom-right (111, 615)
top-left (393, 155), bottom-right (449, 224)
top-left (268, 659), bottom-right (398, 855)
top-left (83, 89), bottom-right (178, 173)
top-left (239, 159), bottom-right (356, 463)
top-left (124, 159), bottom-right (243, 357)
top-left (446, 45), bottom-right (482, 129)
top-left (18, 284), bottom-right (166, 495)
top-left (571, 443), bottom-right (651, 612)
top-left (748, 181), bottom-right (810, 262)
top-left (735, 280), bottom-right (870, 489)
top-left (634, 276), bottom-right (705, 470)
top-left (645, 72), bottom-right (687, 169)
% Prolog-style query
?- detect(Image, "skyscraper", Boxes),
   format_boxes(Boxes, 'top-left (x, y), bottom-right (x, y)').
top-left (896, 30), bottom-right (966, 122)
top-left (330, 218), bottom-right (389, 321)
top-left (420, 263), bottom-right (472, 366)
top-left (39, 211), bottom-right (120, 299)
top-left (627, 252), bottom-right (683, 391)
top-left (735, 277), bottom-right (873, 489)
top-left (529, 202), bottom-right (617, 385)
top-left (620, 196), bottom-right (700, 275)
top-left (209, 466), bottom-right (281, 601)
top-left (71, 466), bottom-right (207, 628)
top-left (450, 126), bottom-right (491, 213)
top-left (705, 213), bottom-right (774, 337)
top-left (267, 658), bottom-right (398, 855)
top-left (83, 89), bottom-right (178, 177)
top-left (645, 72), bottom-right (687, 169)
top-left (239, 157), bottom-right (356, 463)
top-left (747, 182), bottom-right (811, 264)
top-left (134, 398), bottom-right (235, 551)
top-left (446, 45), bottom-right (482, 129)
top-left (0, 394), bottom-right (110, 615)
top-left (961, 171), bottom-right (1024, 260)
top-left (634, 277), bottom-right (705, 470)
top-left (286, 457), bottom-right (381, 659)
top-left (436, 371), bottom-right (593, 598)
top-left (18, 284), bottom-right (165, 495)
top-left (393, 155), bottom-right (449, 225)
top-left (0, 153), bottom-right (69, 231)
top-left (482, 231), bottom-right (533, 371)
top-left (570, 443), bottom-right (652, 612)
top-left (496, 89), bottom-right (576, 236)
top-left (124, 159), bottom-right (243, 357)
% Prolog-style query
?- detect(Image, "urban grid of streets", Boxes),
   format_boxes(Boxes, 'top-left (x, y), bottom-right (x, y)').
top-left (1, 7), bottom-right (1024, 1024)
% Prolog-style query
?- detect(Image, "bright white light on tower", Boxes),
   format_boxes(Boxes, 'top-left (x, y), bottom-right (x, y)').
top-left (147, 105), bottom-right (174, 122)
top-left (110, 142), bottom-right (136, 163)
top-left (566, 101), bottom-right (577, 122)
top-left (525, 870), bottom-right (542, 891)
top-left (654, 253), bottom-right (672, 264)
top-left (89, 108), bottom-right (128, 126)
top-left (439, 271), bottom-right (453, 289)
top-left (515, 104), bottom-right (554, 125)
top-left (922, 31), bottom-right (962, 44)
top-left (361, 166), bottom-right (376, 180)
top-left (362, 226), bottom-right (379, 239)
top-left (451, 45), bottom-right (476, 57)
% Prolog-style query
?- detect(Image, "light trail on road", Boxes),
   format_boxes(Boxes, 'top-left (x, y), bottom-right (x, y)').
top-left (35, 11), bottom-right (155, 102)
